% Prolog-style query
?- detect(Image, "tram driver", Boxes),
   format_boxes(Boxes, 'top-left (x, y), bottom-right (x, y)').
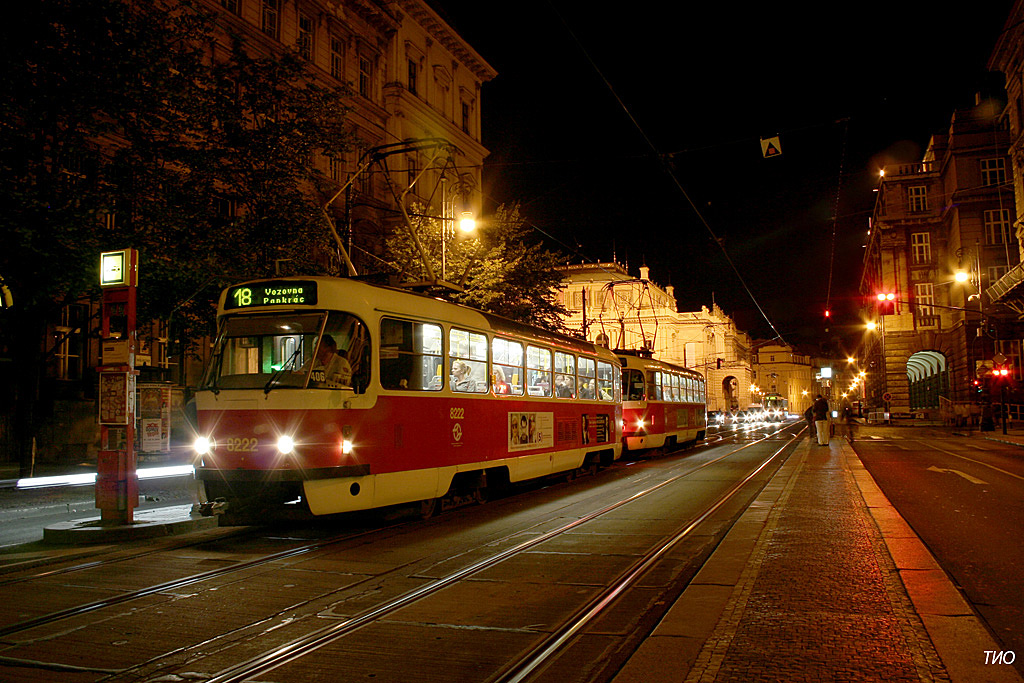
top-left (306, 334), bottom-right (351, 387)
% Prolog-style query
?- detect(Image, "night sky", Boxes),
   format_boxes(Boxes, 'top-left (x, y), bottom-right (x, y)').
top-left (431, 1), bottom-right (1015, 348)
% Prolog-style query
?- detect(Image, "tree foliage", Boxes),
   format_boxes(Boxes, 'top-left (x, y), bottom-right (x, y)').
top-left (0, 0), bottom-right (353, 468)
top-left (0, 0), bottom-right (353, 338)
top-left (385, 204), bottom-right (571, 333)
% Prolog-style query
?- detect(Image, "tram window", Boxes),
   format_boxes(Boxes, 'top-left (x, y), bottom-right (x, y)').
top-left (613, 365), bottom-right (621, 403)
top-left (449, 327), bottom-right (488, 393)
top-left (596, 361), bottom-right (614, 401)
top-left (554, 351), bottom-right (575, 398)
top-left (492, 338), bottom-right (524, 395)
top-left (208, 313), bottom-right (325, 390)
top-left (379, 318), bottom-right (442, 391)
top-left (648, 371), bottom-right (661, 401)
top-left (307, 311), bottom-right (369, 391)
top-left (578, 357), bottom-right (596, 399)
top-left (624, 368), bottom-right (645, 400)
top-left (526, 345), bottom-right (552, 397)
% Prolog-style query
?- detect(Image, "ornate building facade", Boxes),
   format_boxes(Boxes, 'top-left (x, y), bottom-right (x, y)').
top-left (860, 106), bottom-right (1019, 416)
top-left (558, 263), bottom-right (755, 413)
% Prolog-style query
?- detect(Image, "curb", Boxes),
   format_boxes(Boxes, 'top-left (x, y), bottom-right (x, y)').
top-left (42, 504), bottom-right (218, 545)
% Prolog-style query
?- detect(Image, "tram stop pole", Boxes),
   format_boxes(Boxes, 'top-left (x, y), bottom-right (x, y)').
top-left (96, 249), bottom-right (139, 525)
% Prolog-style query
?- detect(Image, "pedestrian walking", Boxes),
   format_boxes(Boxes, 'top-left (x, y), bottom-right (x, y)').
top-left (804, 404), bottom-right (815, 436)
top-left (812, 394), bottom-right (830, 446)
top-left (841, 404), bottom-right (856, 442)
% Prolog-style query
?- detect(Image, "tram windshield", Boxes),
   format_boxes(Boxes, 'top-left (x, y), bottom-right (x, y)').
top-left (204, 311), bottom-right (368, 392)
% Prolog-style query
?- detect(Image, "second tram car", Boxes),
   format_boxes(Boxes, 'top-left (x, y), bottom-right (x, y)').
top-left (191, 277), bottom-right (623, 517)
top-left (617, 351), bottom-right (707, 452)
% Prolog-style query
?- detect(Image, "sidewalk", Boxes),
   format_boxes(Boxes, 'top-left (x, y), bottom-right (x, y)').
top-left (614, 434), bottom-right (1022, 683)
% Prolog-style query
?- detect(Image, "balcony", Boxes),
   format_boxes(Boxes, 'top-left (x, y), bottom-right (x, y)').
top-left (882, 161), bottom-right (937, 177)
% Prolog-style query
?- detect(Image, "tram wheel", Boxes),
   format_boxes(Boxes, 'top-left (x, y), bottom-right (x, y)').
top-left (419, 497), bottom-right (438, 519)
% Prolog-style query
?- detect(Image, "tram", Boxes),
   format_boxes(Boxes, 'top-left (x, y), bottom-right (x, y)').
top-left (763, 392), bottom-right (789, 421)
top-left (617, 350), bottom-right (707, 452)
top-left (191, 276), bottom-right (622, 517)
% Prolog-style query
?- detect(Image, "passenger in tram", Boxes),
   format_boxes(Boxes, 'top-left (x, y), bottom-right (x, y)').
top-left (451, 360), bottom-right (478, 392)
top-left (579, 379), bottom-right (595, 400)
top-left (493, 366), bottom-right (511, 394)
top-left (555, 375), bottom-right (574, 398)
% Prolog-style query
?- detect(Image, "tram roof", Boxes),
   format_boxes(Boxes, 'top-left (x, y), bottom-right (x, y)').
top-left (219, 275), bottom-right (607, 357)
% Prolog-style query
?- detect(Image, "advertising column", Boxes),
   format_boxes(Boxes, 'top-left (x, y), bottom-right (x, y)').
top-left (97, 249), bottom-right (139, 525)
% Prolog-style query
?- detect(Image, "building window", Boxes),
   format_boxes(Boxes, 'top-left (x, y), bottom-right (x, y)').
top-left (407, 59), bottom-right (418, 95)
top-left (911, 232), bottom-right (931, 264)
top-left (908, 185), bottom-right (928, 212)
top-left (989, 265), bottom-right (1009, 284)
top-left (54, 304), bottom-right (86, 381)
top-left (261, 0), bottom-right (280, 39)
top-left (407, 156), bottom-right (418, 195)
top-left (328, 155), bottom-right (343, 183)
top-left (914, 283), bottom-right (934, 316)
top-left (985, 208), bottom-right (1013, 244)
top-left (572, 287), bottom-right (589, 309)
top-left (330, 36), bottom-right (345, 81)
top-left (220, 0), bottom-right (240, 14)
top-left (981, 158), bottom-right (1006, 187)
top-left (297, 13), bottom-right (313, 60)
top-left (461, 102), bottom-right (470, 133)
top-left (358, 56), bottom-right (372, 98)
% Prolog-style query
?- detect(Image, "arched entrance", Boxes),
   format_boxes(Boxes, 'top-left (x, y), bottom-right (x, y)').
top-left (722, 375), bottom-right (739, 411)
top-left (907, 351), bottom-right (949, 410)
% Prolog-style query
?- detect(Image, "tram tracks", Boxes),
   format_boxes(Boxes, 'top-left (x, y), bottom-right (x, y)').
top-left (0, 424), bottom-right (800, 682)
top-left (133, 425), bottom-right (800, 683)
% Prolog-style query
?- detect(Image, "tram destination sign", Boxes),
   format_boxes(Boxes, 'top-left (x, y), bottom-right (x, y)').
top-left (225, 281), bottom-right (318, 310)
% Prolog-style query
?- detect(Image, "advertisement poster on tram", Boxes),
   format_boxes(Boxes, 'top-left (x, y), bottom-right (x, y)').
top-left (508, 412), bottom-right (553, 451)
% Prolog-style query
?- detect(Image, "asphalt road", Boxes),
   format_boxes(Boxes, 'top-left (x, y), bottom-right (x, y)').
top-left (853, 426), bottom-right (1024, 674)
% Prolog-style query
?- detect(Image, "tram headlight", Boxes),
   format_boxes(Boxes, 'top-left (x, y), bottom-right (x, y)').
top-left (277, 435), bottom-right (296, 455)
top-left (194, 436), bottom-right (213, 456)
top-left (636, 419), bottom-right (645, 431)
top-left (342, 439), bottom-right (353, 455)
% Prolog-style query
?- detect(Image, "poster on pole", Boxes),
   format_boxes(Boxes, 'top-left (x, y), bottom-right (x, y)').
top-left (138, 384), bottom-right (171, 453)
top-left (99, 372), bottom-right (134, 425)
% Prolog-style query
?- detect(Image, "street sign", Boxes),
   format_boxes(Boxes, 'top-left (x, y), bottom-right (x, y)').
top-left (760, 135), bottom-right (782, 158)
top-left (882, 391), bottom-right (892, 402)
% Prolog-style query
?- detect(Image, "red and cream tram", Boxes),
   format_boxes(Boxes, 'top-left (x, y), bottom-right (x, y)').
top-left (192, 277), bottom-right (622, 516)
top-left (618, 350), bottom-right (706, 452)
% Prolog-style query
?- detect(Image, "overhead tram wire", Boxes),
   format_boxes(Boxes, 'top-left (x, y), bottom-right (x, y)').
top-left (825, 118), bottom-right (850, 320)
top-left (549, 4), bottom-right (787, 346)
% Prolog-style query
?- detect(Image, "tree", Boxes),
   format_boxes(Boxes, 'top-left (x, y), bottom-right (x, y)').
top-left (385, 204), bottom-right (571, 333)
top-left (0, 0), bottom-right (354, 472)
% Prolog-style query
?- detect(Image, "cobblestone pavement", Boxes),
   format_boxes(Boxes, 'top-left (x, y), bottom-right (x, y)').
top-left (685, 441), bottom-right (947, 683)
top-left (614, 434), bottom-right (1023, 683)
